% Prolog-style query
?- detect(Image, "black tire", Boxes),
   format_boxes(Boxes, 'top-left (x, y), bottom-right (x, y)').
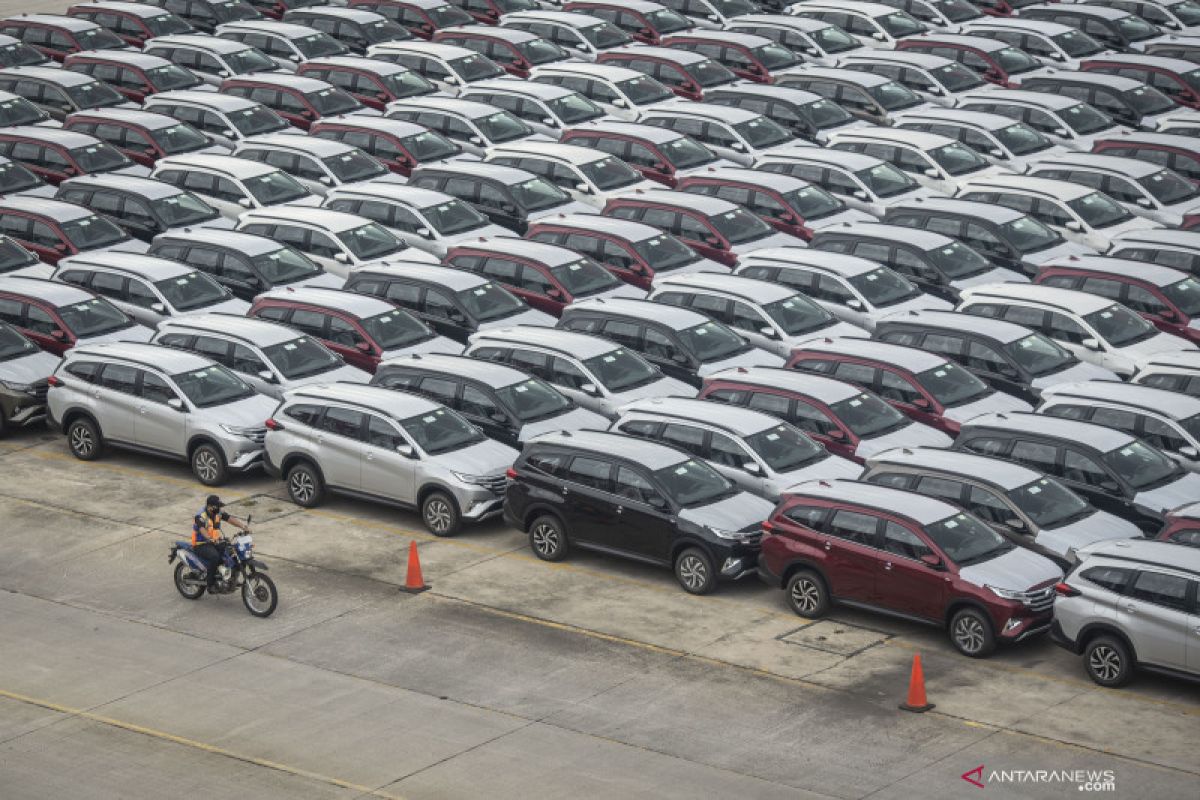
top-left (1084, 635), bottom-right (1133, 687)
top-left (674, 547), bottom-right (716, 595)
top-left (173, 561), bottom-right (205, 600)
top-left (241, 572), bottom-right (278, 618)
top-left (67, 417), bottom-right (103, 461)
top-left (949, 607), bottom-right (996, 658)
top-left (286, 462), bottom-right (324, 508)
top-left (191, 443), bottom-right (228, 486)
top-left (786, 569), bottom-right (830, 618)
top-left (0, 408), bottom-right (7, 438)
top-left (529, 514), bottom-right (567, 561)
top-left (421, 491), bottom-right (461, 537)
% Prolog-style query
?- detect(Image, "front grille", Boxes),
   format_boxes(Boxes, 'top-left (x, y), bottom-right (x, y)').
top-left (245, 428), bottom-right (267, 445)
top-left (28, 379), bottom-right (48, 403)
top-left (481, 474), bottom-right (507, 496)
top-left (1025, 585), bottom-right (1055, 614)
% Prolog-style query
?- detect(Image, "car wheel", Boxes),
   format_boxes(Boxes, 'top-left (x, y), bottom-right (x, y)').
top-left (286, 462), bottom-right (324, 508)
top-left (786, 569), bottom-right (829, 618)
top-left (191, 443), bottom-right (228, 486)
top-left (674, 547), bottom-right (715, 595)
top-left (0, 408), bottom-right (7, 438)
top-left (421, 491), bottom-right (460, 537)
top-left (67, 417), bottom-right (103, 461)
top-left (949, 607), bottom-right (996, 658)
top-left (529, 514), bottom-right (567, 561)
top-left (1084, 635), bottom-right (1133, 687)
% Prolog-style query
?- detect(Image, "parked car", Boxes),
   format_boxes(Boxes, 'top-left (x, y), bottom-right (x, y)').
top-left (838, 50), bottom-right (990, 107)
top-left (660, 30), bottom-right (804, 84)
top-left (723, 15), bottom-right (864, 67)
top-left (142, 91), bottom-right (291, 149)
top-left (47, 341), bottom-right (273, 483)
top-left (298, 56), bottom-right (436, 109)
top-left (754, 149), bottom-right (936, 219)
top-left (0, 234), bottom-right (44, 279)
top-left (895, 108), bottom-right (1061, 172)
top-left (1028, 153), bottom-right (1200, 228)
top-left (142, 33), bottom-right (280, 85)
top-left (500, 10), bottom-right (632, 61)
top-left (895, 33), bottom-right (1051, 87)
top-left (596, 45), bottom-right (737, 101)
top-left (140, 0), bottom-right (262, 33)
top-left (0, 321), bottom-right (58, 436)
top-left (1080, 53), bottom-right (1200, 110)
top-left (63, 50), bottom-right (208, 103)
top-left (827, 127), bottom-right (1010, 196)
top-left (1020, 72), bottom-right (1178, 131)
top-left (364, 40), bottom-right (505, 92)
top-left (460, 78), bottom-right (609, 137)
top-left (562, 0), bottom-right (695, 46)
top-left (1091, 131), bottom-right (1200, 185)
top-left (1017, 4), bottom-right (1164, 53)
top-left (953, 89), bottom-right (1131, 152)
top-left (55, 174), bottom-right (230, 243)
top-left (151, 152), bottom-right (319, 220)
top-left (386, 95), bottom-right (548, 157)
top-left (221, 72), bottom-right (374, 130)
top-left (67, 1), bottom-right (194, 47)
top-left (0, 66), bottom-right (132, 122)
top-left (638, 103), bottom-right (802, 165)
top-left (484, 141), bottom-right (657, 209)
top-left (0, 87), bottom-right (52, 129)
top-left (64, 109), bottom-right (228, 167)
top-left (874, 0), bottom-right (983, 29)
top-left (786, 1), bottom-right (929, 49)
top-left (1130, 349), bottom-right (1200, 395)
top-left (559, 120), bottom-right (731, 188)
top-left (310, 116), bottom-right (463, 178)
top-left (0, 14), bottom-right (127, 63)
top-left (759, 478), bottom-right (1061, 655)
top-left (0, 275), bottom-right (152, 354)
top-left (433, 24), bottom-right (571, 78)
top-left (0, 155), bottom-right (52, 199)
top-left (704, 84), bottom-right (863, 144)
top-left (1156, 501), bottom-right (1200, 546)
top-left (957, 18), bottom-right (1108, 71)
top-left (0, 196), bottom-right (148, 266)
top-left (349, 0), bottom-right (472, 38)
top-left (776, 66), bottom-right (933, 126)
top-left (504, 428), bottom-right (773, 593)
top-left (283, 6), bottom-right (412, 53)
top-left (0, 126), bottom-right (149, 186)
top-left (0, 33), bottom-right (50, 70)
top-left (407, 161), bottom-right (591, 233)
top-left (215, 20), bottom-right (349, 72)
top-left (1109, 228), bottom-right (1200, 277)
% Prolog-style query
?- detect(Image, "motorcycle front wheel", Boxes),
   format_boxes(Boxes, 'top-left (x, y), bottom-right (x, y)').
top-left (174, 562), bottom-right (205, 600)
top-left (242, 572), bottom-right (278, 618)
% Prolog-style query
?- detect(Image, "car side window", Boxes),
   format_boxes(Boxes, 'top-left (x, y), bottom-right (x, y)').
top-left (24, 305), bottom-right (58, 335)
top-left (916, 475), bottom-right (964, 504)
top-left (966, 485), bottom-right (1012, 526)
top-left (98, 362), bottom-right (139, 394)
top-left (661, 423), bottom-right (707, 458)
top-left (961, 435), bottom-right (1009, 457)
top-left (1010, 440), bottom-right (1059, 474)
top-left (366, 414), bottom-right (406, 450)
top-left (877, 370), bottom-right (923, 405)
top-left (140, 371), bottom-right (178, 404)
top-left (565, 455), bottom-right (614, 492)
top-left (1128, 570), bottom-right (1191, 612)
top-left (459, 384), bottom-right (501, 419)
top-left (828, 509), bottom-right (879, 546)
top-left (613, 465), bottom-right (660, 505)
top-left (1046, 312), bottom-right (1088, 345)
top-left (784, 503), bottom-right (828, 530)
top-left (881, 520), bottom-right (932, 560)
top-left (417, 376), bottom-right (460, 406)
top-left (1063, 449), bottom-right (1111, 488)
top-left (319, 406), bottom-right (365, 439)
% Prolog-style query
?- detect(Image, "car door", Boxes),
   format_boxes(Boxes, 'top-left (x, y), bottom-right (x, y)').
top-left (93, 361), bottom-right (140, 443)
top-left (561, 454), bottom-right (621, 546)
top-left (817, 507), bottom-right (881, 602)
top-left (459, 382), bottom-right (520, 446)
top-left (134, 369), bottom-right (187, 455)
top-left (1117, 569), bottom-right (1192, 670)
top-left (877, 519), bottom-right (946, 621)
top-left (360, 412), bottom-right (418, 503)
top-left (611, 463), bottom-right (675, 562)
top-left (313, 405), bottom-right (366, 489)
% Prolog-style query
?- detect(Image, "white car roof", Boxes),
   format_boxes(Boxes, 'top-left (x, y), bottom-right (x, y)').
top-left (1041, 380), bottom-right (1200, 420)
top-left (257, 286), bottom-right (393, 317)
top-left (654, 271), bottom-right (799, 305)
top-left (960, 282), bottom-right (1116, 315)
top-left (469, 325), bottom-right (624, 360)
top-left (787, 479), bottom-right (959, 525)
top-left (868, 446), bottom-right (1040, 491)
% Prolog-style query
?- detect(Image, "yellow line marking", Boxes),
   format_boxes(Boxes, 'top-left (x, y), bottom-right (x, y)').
top-left (0, 688), bottom-right (407, 798)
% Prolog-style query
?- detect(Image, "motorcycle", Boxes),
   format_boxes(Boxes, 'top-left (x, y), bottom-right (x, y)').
top-left (168, 515), bottom-right (278, 617)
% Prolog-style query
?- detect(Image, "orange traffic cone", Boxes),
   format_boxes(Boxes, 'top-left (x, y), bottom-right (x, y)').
top-left (402, 540), bottom-right (429, 594)
top-left (899, 653), bottom-right (934, 713)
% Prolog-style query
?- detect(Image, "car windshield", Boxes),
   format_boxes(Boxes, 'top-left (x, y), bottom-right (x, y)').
top-left (339, 222), bottom-right (403, 259)
top-left (150, 122), bottom-right (209, 154)
top-left (253, 246), bottom-right (321, 283)
top-left (582, 21), bottom-right (632, 49)
top-left (929, 142), bottom-right (988, 175)
top-left (926, 240), bottom-right (991, 279)
top-left (65, 80), bottom-right (125, 110)
top-left (1171, 0), bottom-right (1200, 24)
top-left (1162, 277), bottom-right (1200, 316)
top-left (932, 0), bottom-right (980, 21)
top-left (1181, 413), bottom-right (1200, 442)
top-left (868, 80), bottom-right (924, 110)
top-left (547, 91), bottom-right (604, 124)
top-left (361, 309), bottom-right (431, 349)
top-left (633, 233), bottom-right (698, 270)
top-left (932, 62), bottom-right (984, 92)
top-left (213, 0), bottom-right (260, 22)
top-left (400, 406), bottom-right (483, 455)
top-left (998, 216), bottom-right (1061, 253)
top-left (510, 176), bottom-right (569, 211)
top-left (1185, 69), bottom-right (1200, 94)
top-left (709, 208), bottom-right (774, 244)
top-left (552, 258), bottom-right (619, 295)
top-left (712, 0), bottom-right (757, 15)
top-left (678, 320), bottom-right (748, 361)
top-left (1125, 85), bottom-right (1175, 115)
top-left (449, 54), bottom-right (504, 82)
top-left (783, 185), bottom-right (844, 220)
top-left (428, 3), bottom-right (472, 26)
top-left (1053, 29), bottom-right (1105, 57)
top-left (262, 335), bottom-right (340, 379)
top-left (746, 423), bottom-right (824, 472)
top-left (58, 297), bottom-right (130, 337)
top-left (733, 115), bottom-right (791, 148)
top-left (849, 267), bottom-right (919, 307)
top-left (1060, 102), bottom-right (1114, 135)
top-left (456, 281), bottom-right (525, 321)
top-left (499, 0), bottom-right (536, 10)
top-left (1008, 477), bottom-right (1092, 528)
top-left (994, 123), bottom-right (1052, 156)
top-left (582, 347), bottom-right (659, 391)
top-left (1114, 14), bottom-right (1160, 41)
top-left (685, 59), bottom-right (736, 87)
top-left (1141, 168), bottom-right (1199, 205)
top-left (830, 391), bottom-right (908, 437)
top-left (856, 162), bottom-right (918, 198)
top-left (653, 458), bottom-right (737, 508)
top-left (1003, 333), bottom-right (1074, 376)
top-left (812, 24), bottom-right (859, 53)
top-left (381, 69), bottom-right (436, 98)
top-left (75, 26), bottom-right (125, 50)
top-left (0, 237), bottom-right (37, 273)
top-left (0, 41), bottom-right (47, 67)
top-left (154, 271), bottom-right (227, 311)
top-left (475, 110), bottom-right (532, 143)
top-left (517, 37), bottom-right (568, 65)
top-left (0, 95), bottom-right (46, 126)
top-left (579, 155), bottom-right (641, 190)
top-left (879, 10), bottom-right (927, 36)
top-left (61, 215), bottom-right (128, 249)
top-left (646, 8), bottom-right (693, 33)
top-left (995, 46), bottom-right (1039, 74)
top-left (618, 75), bottom-right (673, 105)
top-left (916, 361), bottom-right (990, 406)
top-left (496, 377), bottom-right (570, 421)
top-left (226, 47), bottom-right (276, 74)
top-left (805, 98), bottom-right (853, 127)
top-left (422, 198), bottom-right (487, 235)
top-left (0, 323), bottom-right (35, 360)
top-left (1103, 439), bottom-right (1180, 490)
top-left (244, 170), bottom-right (309, 204)
top-left (323, 150), bottom-right (386, 182)
top-left (400, 130), bottom-right (459, 162)
top-left (172, 364), bottom-right (254, 408)
top-left (145, 64), bottom-right (201, 91)
top-left (925, 512), bottom-right (1011, 565)
top-left (69, 143), bottom-right (130, 173)
top-left (660, 134), bottom-right (716, 169)
top-left (295, 32), bottom-right (346, 58)
top-left (1084, 303), bottom-right (1158, 347)
top-left (0, 159), bottom-right (40, 193)
top-left (145, 13), bottom-right (192, 36)
top-left (1067, 192), bottom-right (1133, 228)
top-left (307, 87), bottom-right (361, 115)
top-left (151, 192), bottom-right (217, 227)
top-left (753, 43), bottom-right (800, 70)
top-left (763, 294), bottom-right (836, 335)
top-left (230, 103), bottom-right (288, 135)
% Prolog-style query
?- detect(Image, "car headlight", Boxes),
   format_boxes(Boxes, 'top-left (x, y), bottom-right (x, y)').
top-left (0, 380), bottom-right (34, 393)
top-left (708, 525), bottom-right (752, 541)
top-left (220, 424), bottom-right (259, 438)
top-left (452, 471), bottom-right (494, 485)
top-left (986, 585), bottom-right (1026, 601)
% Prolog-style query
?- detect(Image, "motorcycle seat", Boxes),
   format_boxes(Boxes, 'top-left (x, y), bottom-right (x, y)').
top-left (174, 541), bottom-right (194, 551)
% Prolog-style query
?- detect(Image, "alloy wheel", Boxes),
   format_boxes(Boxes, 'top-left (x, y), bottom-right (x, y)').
top-left (1089, 645), bottom-right (1122, 682)
top-left (290, 471), bottom-right (314, 503)
top-left (424, 498), bottom-right (452, 533)
top-left (953, 615), bottom-right (986, 655)
top-left (194, 450), bottom-right (219, 483)
top-left (790, 578), bottom-right (820, 615)
top-left (531, 522), bottom-right (559, 556)
top-left (70, 426), bottom-right (94, 457)
top-left (677, 554), bottom-right (708, 592)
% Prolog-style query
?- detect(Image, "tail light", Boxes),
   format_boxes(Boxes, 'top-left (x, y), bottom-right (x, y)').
top-left (761, 520), bottom-right (774, 532)
top-left (505, 467), bottom-right (518, 479)
top-left (47, 375), bottom-right (62, 387)
top-left (1054, 582), bottom-right (1080, 597)
top-left (264, 418), bottom-right (284, 431)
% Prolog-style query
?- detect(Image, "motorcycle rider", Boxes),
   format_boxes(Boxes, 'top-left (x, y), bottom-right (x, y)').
top-left (193, 494), bottom-right (249, 592)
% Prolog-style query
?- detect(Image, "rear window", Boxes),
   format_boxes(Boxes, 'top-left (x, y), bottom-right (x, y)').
top-left (1079, 565), bottom-right (1131, 594)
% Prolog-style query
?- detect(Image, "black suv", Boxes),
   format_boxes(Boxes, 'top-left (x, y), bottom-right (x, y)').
top-left (407, 161), bottom-right (579, 234)
top-left (1019, 73), bottom-right (1176, 130)
top-left (55, 174), bottom-right (223, 242)
top-left (504, 429), bottom-right (773, 593)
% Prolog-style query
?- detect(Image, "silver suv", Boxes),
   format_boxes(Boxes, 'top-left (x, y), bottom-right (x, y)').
top-left (263, 381), bottom-right (517, 536)
top-left (47, 342), bottom-right (275, 485)
top-left (1052, 539), bottom-right (1200, 686)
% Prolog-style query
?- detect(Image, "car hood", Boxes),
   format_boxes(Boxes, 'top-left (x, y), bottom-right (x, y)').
top-left (785, 319), bottom-right (868, 348)
top-left (528, 200), bottom-right (593, 222)
top-left (957, 544), bottom-right (1062, 591)
top-left (609, 374), bottom-right (696, 403)
top-left (381, 334), bottom-right (461, 360)
top-left (1037, 510), bottom-right (1141, 559)
top-left (207, 392), bottom-right (276, 426)
top-left (518, 404), bottom-right (609, 441)
top-left (950, 265), bottom-right (1027, 291)
top-left (78, 323), bottom-right (153, 346)
top-left (696, 346), bottom-right (785, 376)
top-left (104, 239), bottom-right (150, 254)
top-left (0, 349), bottom-right (59, 384)
top-left (287, 363), bottom-right (370, 389)
top-left (1023, 239), bottom-right (1093, 266)
top-left (776, 453), bottom-right (861, 488)
top-left (190, 296), bottom-right (251, 316)
top-left (1030, 359), bottom-right (1119, 390)
top-left (941, 390), bottom-right (1031, 424)
top-left (677, 489), bottom-right (774, 532)
top-left (429, 435), bottom-right (518, 475)
top-left (1134, 471), bottom-right (1200, 516)
top-left (855, 421), bottom-right (952, 459)
top-left (291, 271), bottom-right (344, 290)
top-left (809, 208), bottom-right (875, 230)
top-left (444, 224), bottom-right (511, 245)
top-left (730, 231), bottom-right (801, 257)
top-left (1119, 331), bottom-right (1198, 359)
top-left (478, 306), bottom-right (556, 331)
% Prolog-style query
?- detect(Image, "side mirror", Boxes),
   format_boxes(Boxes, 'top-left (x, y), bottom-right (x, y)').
top-left (1179, 445), bottom-right (1198, 459)
top-left (469, 135), bottom-right (483, 146)
top-left (853, 190), bottom-right (868, 200)
top-left (150, 302), bottom-right (166, 313)
top-left (416, 226), bottom-right (433, 238)
top-left (238, 197), bottom-right (253, 208)
top-left (708, 13), bottom-right (720, 22)
top-left (612, 97), bottom-right (627, 108)
top-left (301, 108), bottom-right (314, 118)
top-left (222, 128), bottom-right (236, 138)
top-left (923, 167), bottom-right (940, 178)
top-left (334, 252), bottom-right (349, 264)
top-left (445, 75), bottom-right (459, 85)
top-left (355, 340), bottom-right (371, 351)
top-left (989, 148), bottom-right (1005, 158)
top-left (930, 85), bottom-right (945, 96)
top-left (217, 69), bottom-right (230, 78)
top-left (913, 397), bottom-right (930, 409)
top-left (742, 461), bottom-right (762, 475)
top-left (1081, 336), bottom-right (1101, 351)
top-left (257, 369), bottom-right (278, 384)
top-left (1054, 127), bottom-right (1069, 137)
top-left (872, 31), bottom-right (886, 41)
top-left (826, 428), bottom-right (845, 440)
top-left (1136, 197), bottom-right (1154, 209)
top-left (488, 411), bottom-right (507, 423)
top-left (546, 287), bottom-right (564, 300)
top-left (575, 182), bottom-right (592, 194)
top-left (319, 175), bottom-right (333, 186)
top-left (639, 27), bottom-right (652, 36)
top-left (288, 53), bottom-right (301, 62)
top-left (167, 397), bottom-right (185, 411)
top-left (1065, 220), bottom-right (1082, 232)
top-left (50, 329), bottom-right (66, 340)
top-left (731, 141), bottom-right (746, 152)
top-left (648, 494), bottom-right (670, 511)
top-left (759, 325), bottom-right (778, 339)
top-left (395, 442), bottom-right (415, 457)
top-left (580, 382), bottom-right (601, 397)
top-left (1004, 517), bottom-right (1026, 531)
top-left (543, 117), bottom-right (558, 127)
top-left (55, 242), bottom-right (70, 253)
top-left (846, 298), bottom-right (863, 310)
top-left (1099, 479), bottom-right (1120, 492)
top-left (1159, 308), bottom-right (1175, 320)
top-left (670, 352), bottom-right (689, 364)
top-left (920, 553), bottom-right (943, 569)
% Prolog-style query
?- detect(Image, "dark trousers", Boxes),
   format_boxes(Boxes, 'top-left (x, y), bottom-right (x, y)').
top-left (195, 542), bottom-right (225, 586)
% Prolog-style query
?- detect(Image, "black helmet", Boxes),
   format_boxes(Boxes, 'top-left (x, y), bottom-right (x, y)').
top-left (206, 494), bottom-right (222, 508)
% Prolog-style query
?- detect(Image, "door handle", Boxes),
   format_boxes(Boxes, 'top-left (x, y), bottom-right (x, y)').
top-left (1122, 603), bottom-right (1137, 613)
top-left (561, 485), bottom-right (569, 495)
top-left (823, 540), bottom-right (831, 551)
top-left (138, 406), bottom-right (147, 415)
top-left (615, 505), bottom-right (623, 515)
top-left (883, 561), bottom-right (893, 571)
top-left (365, 452), bottom-right (375, 461)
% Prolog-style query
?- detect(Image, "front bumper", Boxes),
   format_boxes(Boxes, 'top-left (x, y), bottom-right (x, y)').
top-left (998, 612), bottom-right (1053, 643)
top-left (459, 490), bottom-right (505, 522)
top-left (228, 448), bottom-right (265, 474)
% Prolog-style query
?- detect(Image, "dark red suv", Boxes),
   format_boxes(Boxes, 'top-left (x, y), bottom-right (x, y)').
top-left (67, 2), bottom-right (194, 47)
top-left (0, 127), bottom-right (137, 185)
top-left (0, 197), bottom-right (143, 266)
top-left (1092, 133), bottom-right (1200, 186)
top-left (758, 479), bottom-right (1063, 657)
top-left (563, 0), bottom-right (693, 45)
top-left (64, 109), bottom-right (215, 167)
top-left (63, 50), bottom-right (205, 102)
top-left (0, 15), bottom-right (126, 62)
top-left (221, 73), bottom-right (365, 130)
top-left (346, 0), bottom-right (471, 38)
